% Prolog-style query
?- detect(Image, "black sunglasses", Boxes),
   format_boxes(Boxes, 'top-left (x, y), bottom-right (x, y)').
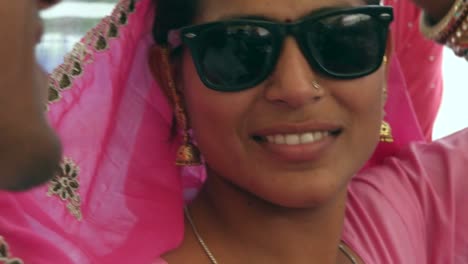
top-left (169, 6), bottom-right (394, 92)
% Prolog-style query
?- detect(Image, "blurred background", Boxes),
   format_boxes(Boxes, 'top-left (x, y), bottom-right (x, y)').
top-left (38, 0), bottom-right (468, 140)
top-left (37, 0), bottom-right (116, 72)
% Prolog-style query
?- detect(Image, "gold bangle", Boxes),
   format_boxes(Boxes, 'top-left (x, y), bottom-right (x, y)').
top-left (419, 0), bottom-right (468, 44)
top-left (446, 15), bottom-right (468, 59)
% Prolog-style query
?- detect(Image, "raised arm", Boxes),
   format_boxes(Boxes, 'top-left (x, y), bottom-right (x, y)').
top-left (411, 0), bottom-right (467, 60)
top-left (411, 0), bottom-right (455, 22)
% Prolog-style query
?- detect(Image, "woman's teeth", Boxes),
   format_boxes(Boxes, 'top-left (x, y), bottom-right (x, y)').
top-left (264, 132), bottom-right (330, 145)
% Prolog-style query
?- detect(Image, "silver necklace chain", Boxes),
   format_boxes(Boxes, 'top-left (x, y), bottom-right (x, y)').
top-left (184, 207), bottom-right (358, 264)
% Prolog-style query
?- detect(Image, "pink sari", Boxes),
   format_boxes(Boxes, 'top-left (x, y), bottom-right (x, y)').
top-left (0, 0), bottom-right (441, 263)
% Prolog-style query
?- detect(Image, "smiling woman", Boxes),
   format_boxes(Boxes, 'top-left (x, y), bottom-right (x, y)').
top-left (0, 0), bottom-right (468, 263)
top-left (167, 4), bottom-right (388, 208)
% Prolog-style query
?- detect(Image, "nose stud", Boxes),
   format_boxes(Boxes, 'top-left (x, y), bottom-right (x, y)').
top-left (312, 80), bottom-right (321, 90)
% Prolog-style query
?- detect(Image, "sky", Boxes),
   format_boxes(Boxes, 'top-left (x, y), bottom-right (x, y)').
top-left (434, 50), bottom-right (468, 139)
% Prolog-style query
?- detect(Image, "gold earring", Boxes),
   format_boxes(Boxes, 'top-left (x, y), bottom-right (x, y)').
top-left (379, 62), bottom-right (392, 143)
top-left (379, 120), bottom-right (394, 143)
top-left (159, 47), bottom-right (202, 166)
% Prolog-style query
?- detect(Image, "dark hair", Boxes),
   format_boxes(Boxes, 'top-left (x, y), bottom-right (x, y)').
top-left (152, 0), bottom-right (198, 45)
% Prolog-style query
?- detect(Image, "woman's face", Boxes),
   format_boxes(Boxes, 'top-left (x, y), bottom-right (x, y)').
top-left (180, 0), bottom-right (386, 207)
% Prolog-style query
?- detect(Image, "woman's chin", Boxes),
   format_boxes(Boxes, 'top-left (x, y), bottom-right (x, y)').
top-left (251, 174), bottom-right (350, 210)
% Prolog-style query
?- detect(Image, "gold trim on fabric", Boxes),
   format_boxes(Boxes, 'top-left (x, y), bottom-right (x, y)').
top-left (45, 0), bottom-right (139, 219)
top-left (0, 236), bottom-right (24, 264)
top-left (47, 157), bottom-right (82, 221)
top-left (47, 0), bottom-right (138, 108)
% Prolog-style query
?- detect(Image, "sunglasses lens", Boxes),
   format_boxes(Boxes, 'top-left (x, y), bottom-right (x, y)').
top-left (197, 24), bottom-right (275, 91)
top-left (305, 13), bottom-right (385, 77)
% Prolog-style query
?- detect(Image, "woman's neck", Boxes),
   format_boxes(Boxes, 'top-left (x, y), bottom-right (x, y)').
top-left (188, 170), bottom-right (349, 264)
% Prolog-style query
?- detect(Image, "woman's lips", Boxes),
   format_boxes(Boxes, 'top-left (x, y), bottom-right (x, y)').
top-left (255, 132), bottom-right (340, 162)
top-left (251, 122), bottom-right (342, 162)
top-left (265, 131), bottom-right (331, 145)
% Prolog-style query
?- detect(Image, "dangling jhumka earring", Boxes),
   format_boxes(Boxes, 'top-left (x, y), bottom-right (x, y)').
top-left (380, 121), bottom-right (394, 143)
top-left (159, 47), bottom-right (202, 166)
top-left (380, 55), bottom-right (394, 143)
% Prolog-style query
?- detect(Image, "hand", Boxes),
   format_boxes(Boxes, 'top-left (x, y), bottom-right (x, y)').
top-left (0, 0), bottom-right (62, 191)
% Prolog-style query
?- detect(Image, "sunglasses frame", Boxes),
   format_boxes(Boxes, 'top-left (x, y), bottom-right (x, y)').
top-left (169, 6), bottom-right (394, 92)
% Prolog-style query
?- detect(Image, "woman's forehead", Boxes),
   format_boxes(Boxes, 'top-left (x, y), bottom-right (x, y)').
top-left (195, 0), bottom-right (372, 23)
